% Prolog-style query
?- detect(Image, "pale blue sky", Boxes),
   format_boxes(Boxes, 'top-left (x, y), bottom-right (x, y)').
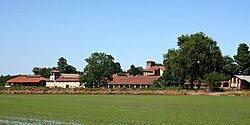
top-left (0, 0), bottom-right (250, 75)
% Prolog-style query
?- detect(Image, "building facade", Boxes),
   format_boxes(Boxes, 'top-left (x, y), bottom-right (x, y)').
top-left (46, 70), bottom-right (82, 88)
top-left (143, 61), bottom-right (165, 76)
top-left (108, 75), bottom-right (160, 88)
top-left (228, 75), bottom-right (250, 89)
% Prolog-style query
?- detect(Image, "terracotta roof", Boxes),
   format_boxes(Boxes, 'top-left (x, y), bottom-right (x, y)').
top-left (61, 74), bottom-right (79, 78)
top-left (55, 74), bottom-right (80, 82)
top-left (7, 76), bottom-right (48, 83)
top-left (109, 76), bottom-right (160, 85)
top-left (144, 66), bottom-right (165, 72)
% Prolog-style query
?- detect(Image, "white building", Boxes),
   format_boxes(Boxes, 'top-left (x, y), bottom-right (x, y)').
top-left (46, 70), bottom-right (83, 88)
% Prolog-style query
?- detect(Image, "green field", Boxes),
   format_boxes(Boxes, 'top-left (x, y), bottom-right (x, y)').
top-left (0, 95), bottom-right (249, 125)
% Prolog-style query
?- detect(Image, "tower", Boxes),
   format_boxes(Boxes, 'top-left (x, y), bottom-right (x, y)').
top-left (50, 70), bottom-right (60, 81)
top-left (146, 61), bottom-right (155, 69)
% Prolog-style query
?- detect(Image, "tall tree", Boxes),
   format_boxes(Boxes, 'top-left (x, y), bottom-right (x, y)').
top-left (81, 52), bottom-right (116, 88)
top-left (114, 62), bottom-right (123, 74)
top-left (57, 57), bottom-right (77, 74)
top-left (164, 32), bottom-right (224, 89)
top-left (57, 57), bottom-right (68, 73)
top-left (222, 55), bottom-right (238, 78)
top-left (163, 49), bottom-right (185, 87)
top-left (234, 43), bottom-right (250, 75)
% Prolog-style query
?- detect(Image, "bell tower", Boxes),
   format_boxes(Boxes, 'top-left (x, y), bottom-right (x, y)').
top-left (50, 70), bottom-right (60, 81)
top-left (146, 61), bottom-right (155, 69)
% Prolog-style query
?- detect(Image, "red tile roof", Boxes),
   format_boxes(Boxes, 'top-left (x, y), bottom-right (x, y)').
top-left (109, 76), bottom-right (160, 85)
top-left (144, 66), bottom-right (165, 72)
top-left (55, 74), bottom-right (80, 82)
top-left (7, 76), bottom-right (48, 83)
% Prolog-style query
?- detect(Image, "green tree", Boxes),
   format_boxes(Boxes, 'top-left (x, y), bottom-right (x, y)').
top-left (32, 67), bottom-right (57, 78)
top-left (163, 49), bottom-right (185, 87)
top-left (127, 65), bottom-right (143, 76)
top-left (65, 65), bottom-right (77, 74)
top-left (81, 52), bottom-right (116, 88)
top-left (57, 57), bottom-right (77, 74)
top-left (204, 71), bottom-right (227, 92)
top-left (57, 57), bottom-right (68, 73)
top-left (114, 62), bottom-right (123, 74)
top-left (164, 32), bottom-right (224, 89)
top-left (32, 67), bottom-right (40, 75)
top-left (234, 43), bottom-right (250, 75)
top-left (222, 55), bottom-right (238, 78)
top-left (0, 75), bottom-right (20, 86)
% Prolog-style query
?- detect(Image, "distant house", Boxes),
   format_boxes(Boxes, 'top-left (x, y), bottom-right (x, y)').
top-left (5, 76), bottom-right (48, 87)
top-left (46, 70), bottom-right (82, 88)
top-left (108, 75), bottom-right (161, 88)
top-left (143, 61), bottom-right (165, 76)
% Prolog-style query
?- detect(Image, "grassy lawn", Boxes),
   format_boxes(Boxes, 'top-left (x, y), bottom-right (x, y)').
top-left (0, 95), bottom-right (249, 125)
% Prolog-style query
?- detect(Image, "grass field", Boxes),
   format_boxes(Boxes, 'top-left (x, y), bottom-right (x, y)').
top-left (0, 95), bottom-right (250, 125)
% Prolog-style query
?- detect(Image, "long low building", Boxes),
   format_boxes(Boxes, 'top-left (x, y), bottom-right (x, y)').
top-left (108, 75), bottom-right (161, 88)
top-left (5, 76), bottom-right (48, 87)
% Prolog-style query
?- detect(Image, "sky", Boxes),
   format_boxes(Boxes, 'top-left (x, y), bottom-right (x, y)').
top-left (0, 0), bottom-right (250, 75)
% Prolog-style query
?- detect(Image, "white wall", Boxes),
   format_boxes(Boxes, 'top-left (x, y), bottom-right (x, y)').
top-left (46, 81), bottom-right (83, 88)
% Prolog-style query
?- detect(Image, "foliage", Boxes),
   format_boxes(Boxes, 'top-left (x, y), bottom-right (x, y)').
top-left (114, 62), bottom-right (123, 74)
top-left (0, 95), bottom-right (250, 125)
top-left (0, 75), bottom-right (20, 86)
top-left (163, 49), bottom-right (185, 87)
top-left (222, 55), bottom-right (238, 78)
top-left (57, 57), bottom-right (77, 74)
top-left (234, 43), bottom-right (250, 75)
top-left (81, 52), bottom-right (119, 88)
top-left (65, 65), bottom-right (77, 74)
top-left (151, 80), bottom-right (169, 88)
top-left (117, 72), bottom-right (127, 76)
top-left (127, 65), bottom-right (143, 76)
top-left (204, 71), bottom-right (227, 91)
top-left (57, 57), bottom-right (68, 73)
top-left (32, 57), bottom-right (77, 77)
top-left (155, 63), bottom-right (163, 66)
top-left (163, 32), bottom-right (224, 89)
top-left (32, 67), bottom-right (57, 78)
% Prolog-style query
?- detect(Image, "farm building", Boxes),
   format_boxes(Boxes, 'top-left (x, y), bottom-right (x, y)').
top-left (46, 70), bottom-right (82, 88)
top-left (108, 75), bottom-right (161, 88)
top-left (143, 60), bottom-right (165, 76)
top-left (5, 76), bottom-right (48, 87)
top-left (227, 75), bottom-right (250, 89)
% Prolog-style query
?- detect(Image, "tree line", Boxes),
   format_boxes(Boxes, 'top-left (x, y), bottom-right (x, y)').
top-left (81, 32), bottom-right (250, 89)
top-left (32, 57), bottom-right (78, 78)
top-left (1, 32), bottom-right (249, 90)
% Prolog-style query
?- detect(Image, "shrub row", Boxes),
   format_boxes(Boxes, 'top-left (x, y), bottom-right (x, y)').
top-left (0, 87), bottom-right (249, 96)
